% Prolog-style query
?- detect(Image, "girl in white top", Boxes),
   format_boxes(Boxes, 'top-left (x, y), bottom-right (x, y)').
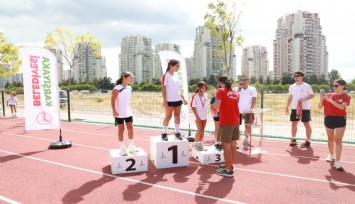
top-left (191, 81), bottom-right (208, 150)
top-left (111, 71), bottom-right (137, 156)
top-left (7, 91), bottom-right (17, 118)
top-left (161, 59), bottom-right (188, 141)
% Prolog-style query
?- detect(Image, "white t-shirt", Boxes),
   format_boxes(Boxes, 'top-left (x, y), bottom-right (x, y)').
top-left (114, 84), bottom-right (132, 118)
top-left (191, 93), bottom-right (208, 120)
top-left (238, 86), bottom-right (257, 113)
top-left (162, 72), bottom-right (182, 102)
top-left (7, 96), bottom-right (17, 105)
top-left (288, 82), bottom-right (314, 110)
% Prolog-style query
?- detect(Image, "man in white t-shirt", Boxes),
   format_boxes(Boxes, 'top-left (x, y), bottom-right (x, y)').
top-left (285, 71), bottom-right (314, 148)
top-left (238, 76), bottom-right (257, 146)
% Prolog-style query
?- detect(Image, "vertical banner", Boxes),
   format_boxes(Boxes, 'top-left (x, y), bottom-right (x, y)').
top-left (20, 46), bottom-right (60, 130)
top-left (158, 51), bottom-right (189, 125)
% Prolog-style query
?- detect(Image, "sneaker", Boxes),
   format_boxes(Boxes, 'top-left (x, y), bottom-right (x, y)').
top-left (243, 140), bottom-right (250, 146)
top-left (195, 142), bottom-right (203, 151)
top-left (334, 161), bottom-right (344, 171)
top-left (300, 140), bottom-right (311, 148)
top-left (120, 147), bottom-right (127, 156)
top-left (216, 168), bottom-right (234, 177)
top-left (214, 143), bottom-right (221, 150)
top-left (162, 133), bottom-right (168, 141)
top-left (325, 154), bottom-right (334, 162)
top-left (218, 164), bottom-right (226, 170)
top-left (14, 114), bottom-right (17, 118)
top-left (128, 144), bottom-right (138, 153)
top-left (175, 132), bottom-right (183, 140)
top-left (289, 138), bottom-right (297, 146)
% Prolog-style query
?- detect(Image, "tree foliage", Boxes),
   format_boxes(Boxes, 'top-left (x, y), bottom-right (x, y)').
top-left (44, 27), bottom-right (102, 86)
top-left (0, 32), bottom-right (21, 78)
top-left (204, 0), bottom-right (244, 76)
top-left (328, 69), bottom-right (341, 83)
top-left (281, 72), bottom-right (293, 85)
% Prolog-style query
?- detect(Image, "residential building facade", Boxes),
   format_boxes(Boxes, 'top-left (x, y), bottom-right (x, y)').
top-left (273, 10), bottom-right (328, 79)
top-left (153, 43), bottom-right (180, 79)
top-left (241, 45), bottom-right (269, 80)
top-left (119, 35), bottom-right (153, 83)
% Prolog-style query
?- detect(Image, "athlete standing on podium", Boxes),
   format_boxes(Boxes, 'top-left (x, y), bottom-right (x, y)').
top-left (111, 71), bottom-right (137, 156)
top-left (161, 59), bottom-right (188, 141)
top-left (213, 75), bottom-right (240, 177)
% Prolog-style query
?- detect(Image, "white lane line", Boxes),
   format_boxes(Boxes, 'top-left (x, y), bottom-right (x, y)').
top-left (3, 132), bottom-right (355, 164)
top-left (0, 195), bottom-right (21, 204)
top-left (0, 150), bottom-right (244, 204)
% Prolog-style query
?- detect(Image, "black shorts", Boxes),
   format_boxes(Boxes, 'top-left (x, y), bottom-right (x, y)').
top-left (324, 116), bottom-right (347, 129)
top-left (240, 113), bottom-right (254, 125)
top-left (115, 116), bottom-right (133, 126)
top-left (290, 109), bottom-right (311, 122)
top-left (167, 100), bottom-right (183, 107)
top-left (213, 116), bottom-right (220, 122)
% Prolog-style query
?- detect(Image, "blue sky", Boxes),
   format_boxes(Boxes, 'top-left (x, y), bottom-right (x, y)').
top-left (1, 0), bottom-right (354, 80)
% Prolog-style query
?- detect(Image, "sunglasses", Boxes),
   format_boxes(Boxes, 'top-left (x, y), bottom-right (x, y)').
top-left (294, 75), bottom-right (302, 77)
top-left (332, 84), bottom-right (339, 88)
top-left (241, 79), bottom-right (249, 81)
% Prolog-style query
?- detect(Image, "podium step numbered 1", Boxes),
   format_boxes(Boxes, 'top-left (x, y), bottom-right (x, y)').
top-left (150, 135), bottom-right (189, 169)
top-left (109, 148), bottom-right (148, 174)
top-left (192, 145), bottom-right (225, 164)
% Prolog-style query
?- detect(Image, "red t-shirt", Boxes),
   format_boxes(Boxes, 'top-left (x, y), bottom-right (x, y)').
top-left (216, 87), bottom-right (240, 125)
top-left (323, 93), bottom-right (351, 116)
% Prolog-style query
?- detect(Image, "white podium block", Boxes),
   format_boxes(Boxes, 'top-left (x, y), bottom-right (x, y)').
top-left (150, 135), bottom-right (189, 169)
top-left (192, 145), bottom-right (225, 164)
top-left (110, 147), bottom-right (148, 174)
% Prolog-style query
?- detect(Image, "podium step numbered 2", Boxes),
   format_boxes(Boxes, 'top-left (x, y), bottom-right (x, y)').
top-left (150, 135), bottom-right (189, 169)
top-left (109, 148), bottom-right (148, 174)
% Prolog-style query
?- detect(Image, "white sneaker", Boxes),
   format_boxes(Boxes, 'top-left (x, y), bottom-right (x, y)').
top-left (128, 144), bottom-right (138, 153)
top-left (334, 161), bottom-right (344, 171)
top-left (120, 147), bottom-right (127, 156)
top-left (195, 142), bottom-right (204, 151)
top-left (325, 154), bottom-right (334, 162)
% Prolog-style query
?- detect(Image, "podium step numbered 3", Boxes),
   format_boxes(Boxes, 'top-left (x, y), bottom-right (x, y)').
top-left (109, 148), bottom-right (148, 174)
top-left (192, 145), bottom-right (225, 164)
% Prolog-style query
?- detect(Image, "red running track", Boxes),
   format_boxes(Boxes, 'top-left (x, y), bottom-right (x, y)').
top-left (1, 117), bottom-right (355, 204)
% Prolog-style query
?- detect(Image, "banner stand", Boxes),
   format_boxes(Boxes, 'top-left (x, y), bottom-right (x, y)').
top-left (49, 129), bottom-right (72, 149)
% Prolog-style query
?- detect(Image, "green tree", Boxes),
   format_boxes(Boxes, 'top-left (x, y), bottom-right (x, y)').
top-left (207, 74), bottom-right (218, 87)
top-left (281, 72), bottom-right (293, 85)
top-left (0, 32), bottom-right (21, 78)
top-left (318, 74), bottom-right (328, 84)
top-left (204, 0), bottom-right (244, 76)
top-left (93, 77), bottom-right (113, 89)
top-left (258, 76), bottom-right (264, 84)
top-left (250, 76), bottom-right (257, 84)
top-left (265, 75), bottom-right (272, 85)
top-left (328, 69), bottom-right (341, 83)
top-left (308, 75), bottom-right (319, 85)
top-left (44, 27), bottom-right (102, 86)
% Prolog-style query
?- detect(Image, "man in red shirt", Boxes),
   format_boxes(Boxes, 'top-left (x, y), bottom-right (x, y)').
top-left (213, 75), bottom-right (240, 177)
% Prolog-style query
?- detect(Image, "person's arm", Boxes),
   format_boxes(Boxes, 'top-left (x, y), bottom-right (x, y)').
top-left (285, 95), bottom-right (292, 115)
top-left (318, 96), bottom-right (324, 109)
top-left (324, 95), bottom-right (348, 110)
top-left (300, 94), bottom-right (314, 101)
top-left (181, 93), bottom-right (188, 105)
top-left (213, 99), bottom-right (221, 109)
top-left (111, 89), bottom-right (119, 117)
top-left (251, 97), bottom-right (256, 109)
top-left (162, 85), bottom-right (167, 107)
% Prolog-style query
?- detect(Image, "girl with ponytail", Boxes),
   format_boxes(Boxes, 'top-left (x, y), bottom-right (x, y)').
top-left (161, 59), bottom-right (188, 141)
top-left (212, 75), bottom-right (240, 177)
top-left (111, 71), bottom-right (137, 156)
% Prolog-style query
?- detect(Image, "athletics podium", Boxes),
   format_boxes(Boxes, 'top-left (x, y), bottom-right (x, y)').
top-left (238, 108), bottom-right (269, 156)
